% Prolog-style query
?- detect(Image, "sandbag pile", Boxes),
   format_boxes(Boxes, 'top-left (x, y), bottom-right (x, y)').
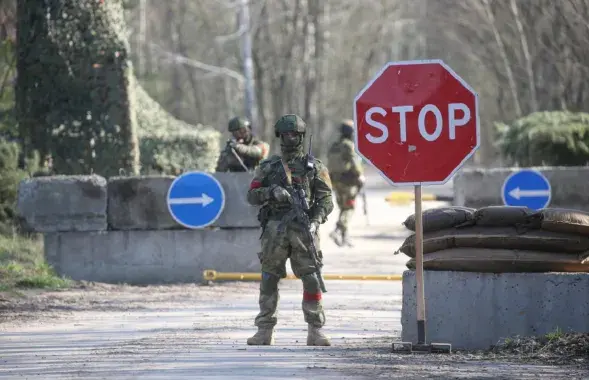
top-left (395, 206), bottom-right (589, 273)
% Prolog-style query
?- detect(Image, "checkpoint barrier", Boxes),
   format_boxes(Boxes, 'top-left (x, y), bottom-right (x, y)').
top-left (402, 270), bottom-right (589, 350)
top-left (453, 166), bottom-right (589, 211)
top-left (385, 191), bottom-right (453, 205)
top-left (17, 173), bottom-right (263, 285)
top-left (203, 269), bottom-right (402, 282)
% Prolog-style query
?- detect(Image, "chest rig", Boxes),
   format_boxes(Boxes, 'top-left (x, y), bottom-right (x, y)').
top-left (280, 155), bottom-right (315, 204)
top-left (257, 154), bottom-right (316, 227)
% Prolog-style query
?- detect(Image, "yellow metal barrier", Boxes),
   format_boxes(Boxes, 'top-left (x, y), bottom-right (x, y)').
top-left (203, 270), bottom-right (402, 282)
top-left (385, 192), bottom-right (453, 204)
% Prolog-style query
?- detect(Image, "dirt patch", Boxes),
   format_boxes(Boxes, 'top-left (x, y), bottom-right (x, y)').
top-left (339, 337), bottom-right (589, 379)
top-left (488, 333), bottom-right (589, 365)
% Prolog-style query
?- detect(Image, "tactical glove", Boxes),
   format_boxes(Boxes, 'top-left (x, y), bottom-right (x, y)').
top-left (271, 185), bottom-right (292, 203)
top-left (227, 139), bottom-right (238, 149)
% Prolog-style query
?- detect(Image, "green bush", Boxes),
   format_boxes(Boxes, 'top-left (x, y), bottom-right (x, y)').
top-left (134, 82), bottom-right (221, 175)
top-left (16, 0), bottom-right (141, 177)
top-left (495, 111), bottom-right (589, 166)
top-left (16, 0), bottom-right (219, 177)
top-left (0, 139), bottom-right (38, 235)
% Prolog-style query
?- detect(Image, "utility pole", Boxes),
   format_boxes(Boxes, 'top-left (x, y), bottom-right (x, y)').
top-left (238, 0), bottom-right (258, 133)
top-left (138, 0), bottom-right (147, 76)
top-left (421, 0), bottom-right (428, 58)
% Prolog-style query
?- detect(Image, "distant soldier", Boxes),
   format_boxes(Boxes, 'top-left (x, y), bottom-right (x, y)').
top-left (215, 116), bottom-right (270, 172)
top-left (245, 114), bottom-right (334, 346)
top-left (326, 119), bottom-right (365, 247)
top-left (32, 154), bottom-right (55, 177)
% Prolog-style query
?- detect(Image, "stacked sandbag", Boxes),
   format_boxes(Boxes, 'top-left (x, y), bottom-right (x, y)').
top-left (396, 206), bottom-right (589, 273)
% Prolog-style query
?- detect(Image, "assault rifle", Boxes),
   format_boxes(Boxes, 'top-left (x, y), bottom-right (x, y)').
top-left (226, 138), bottom-right (249, 172)
top-left (276, 134), bottom-right (327, 293)
top-left (360, 187), bottom-right (369, 225)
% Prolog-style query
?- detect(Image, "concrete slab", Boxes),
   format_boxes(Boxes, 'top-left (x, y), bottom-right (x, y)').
top-left (401, 270), bottom-right (589, 350)
top-left (44, 228), bottom-right (262, 284)
top-left (107, 175), bottom-right (179, 230)
top-left (106, 173), bottom-right (259, 230)
top-left (211, 172), bottom-right (259, 228)
top-left (454, 166), bottom-right (589, 210)
top-left (16, 175), bottom-right (107, 232)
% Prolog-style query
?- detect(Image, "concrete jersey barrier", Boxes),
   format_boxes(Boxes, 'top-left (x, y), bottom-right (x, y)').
top-left (453, 166), bottom-right (589, 211)
top-left (402, 270), bottom-right (589, 350)
top-left (16, 172), bottom-right (263, 284)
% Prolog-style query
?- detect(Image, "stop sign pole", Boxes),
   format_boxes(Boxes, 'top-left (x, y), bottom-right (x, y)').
top-left (353, 59), bottom-right (480, 353)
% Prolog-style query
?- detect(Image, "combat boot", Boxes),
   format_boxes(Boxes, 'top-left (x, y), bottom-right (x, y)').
top-left (329, 229), bottom-right (343, 246)
top-left (246, 327), bottom-right (275, 345)
top-left (307, 325), bottom-right (331, 346)
top-left (340, 229), bottom-right (353, 247)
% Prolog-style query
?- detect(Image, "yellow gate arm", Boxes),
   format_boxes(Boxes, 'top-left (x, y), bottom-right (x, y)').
top-left (203, 270), bottom-right (402, 282)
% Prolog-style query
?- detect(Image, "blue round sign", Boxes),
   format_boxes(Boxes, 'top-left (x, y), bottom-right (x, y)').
top-left (166, 171), bottom-right (226, 229)
top-left (501, 169), bottom-right (551, 210)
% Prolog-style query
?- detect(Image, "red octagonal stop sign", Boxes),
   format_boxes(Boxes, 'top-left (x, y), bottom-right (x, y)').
top-left (353, 59), bottom-right (479, 186)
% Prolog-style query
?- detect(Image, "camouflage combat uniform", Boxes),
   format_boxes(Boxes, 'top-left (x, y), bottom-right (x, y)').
top-left (326, 120), bottom-right (365, 247)
top-left (31, 154), bottom-right (55, 177)
top-left (246, 114), bottom-right (334, 346)
top-left (215, 116), bottom-right (270, 172)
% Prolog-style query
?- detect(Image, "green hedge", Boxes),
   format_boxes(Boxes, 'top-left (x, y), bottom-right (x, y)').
top-left (134, 84), bottom-right (220, 175)
top-left (495, 111), bottom-right (589, 166)
top-left (16, 0), bottom-right (219, 177)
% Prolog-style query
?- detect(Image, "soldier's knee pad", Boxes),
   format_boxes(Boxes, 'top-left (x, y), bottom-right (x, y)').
top-left (260, 272), bottom-right (280, 294)
top-left (301, 273), bottom-right (321, 293)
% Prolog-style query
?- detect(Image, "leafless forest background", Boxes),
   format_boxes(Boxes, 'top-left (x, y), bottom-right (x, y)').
top-left (3, 0), bottom-right (589, 165)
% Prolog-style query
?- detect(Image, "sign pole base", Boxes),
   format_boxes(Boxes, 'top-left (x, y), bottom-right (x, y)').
top-left (414, 184), bottom-right (426, 345)
top-left (392, 184), bottom-right (451, 355)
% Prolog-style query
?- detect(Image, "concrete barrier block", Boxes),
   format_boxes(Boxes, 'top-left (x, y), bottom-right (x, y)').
top-left (44, 228), bottom-right (262, 284)
top-left (17, 175), bottom-right (107, 232)
top-left (211, 172), bottom-right (259, 228)
top-left (107, 175), bottom-right (178, 230)
top-left (401, 270), bottom-right (589, 350)
top-left (106, 173), bottom-right (260, 230)
top-left (454, 166), bottom-right (589, 211)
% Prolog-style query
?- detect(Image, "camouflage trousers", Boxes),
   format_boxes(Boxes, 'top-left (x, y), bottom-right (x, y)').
top-left (254, 219), bottom-right (325, 328)
top-left (333, 182), bottom-right (359, 233)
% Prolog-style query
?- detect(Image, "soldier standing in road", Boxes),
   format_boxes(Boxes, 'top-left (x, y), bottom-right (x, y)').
top-left (215, 116), bottom-right (270, 172)
top-left (326, 119), bottom-right (365, 247)
top-left (246, 114), bottom-right (334, 346)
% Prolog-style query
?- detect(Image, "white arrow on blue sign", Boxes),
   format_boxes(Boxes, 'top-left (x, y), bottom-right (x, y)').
top-left (166, 171), bottom-right (226, 229)
top-left (501, 169), bottom-right (551, 210)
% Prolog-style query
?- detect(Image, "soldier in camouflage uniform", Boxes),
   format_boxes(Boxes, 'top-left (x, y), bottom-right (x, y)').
top-left (246, 114), bottom-right (334, 346)
top-left (31, 154), bottom-right (55, 177)
top-left (326, 119), bottom-right (365, 247)
top-left (215, 116), bottom-right (270, 172)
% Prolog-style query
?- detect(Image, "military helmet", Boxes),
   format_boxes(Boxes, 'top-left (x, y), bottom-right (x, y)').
top-left (274, 114), bottom-right (306, 137)
top-left (228, 116), bottom-right (251, 132)
top-left (340, 119), bottom-right (354, 135)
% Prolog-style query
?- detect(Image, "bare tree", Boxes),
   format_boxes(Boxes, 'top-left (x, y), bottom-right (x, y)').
top-left (121, 0), bottom-right (589, 164)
